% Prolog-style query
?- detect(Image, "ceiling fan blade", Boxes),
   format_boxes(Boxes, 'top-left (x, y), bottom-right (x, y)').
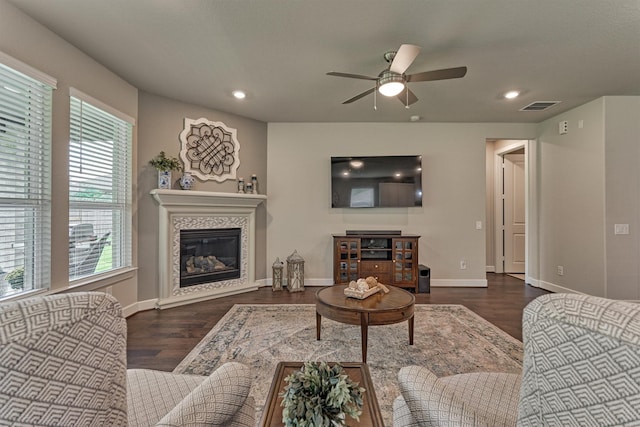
top-left (342, 87), bottom-right (376, 104)
top-left (407, 66), bottom-right (467, 82)
top-left (327, 71), bottom-right (377, 81)
top-left (389, 44), bottom-right (421, 74)
top-left (396, 88), bottom-right (418, 106)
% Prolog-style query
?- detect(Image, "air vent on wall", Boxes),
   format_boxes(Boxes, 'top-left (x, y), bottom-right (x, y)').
top-left (519, 101), bottom-right (561, 111)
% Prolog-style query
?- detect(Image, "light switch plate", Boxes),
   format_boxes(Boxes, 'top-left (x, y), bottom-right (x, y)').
top-left (614, 224), bottom-right (630, 235)
top-left (559, 120), bottom-right (568, 135)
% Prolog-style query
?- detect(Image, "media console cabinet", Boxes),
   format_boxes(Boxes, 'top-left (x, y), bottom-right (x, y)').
top-left (332, 233), bottom-right (420, 291)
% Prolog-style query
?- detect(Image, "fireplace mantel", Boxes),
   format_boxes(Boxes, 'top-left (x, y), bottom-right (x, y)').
top-left (151, 189), bottom-right (266, 309)
top-left (151, 189), bottom-right (266, 208)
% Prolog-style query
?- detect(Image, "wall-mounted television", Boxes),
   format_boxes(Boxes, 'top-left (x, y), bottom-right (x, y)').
top-left (331, 155), bottom-right (422, 208)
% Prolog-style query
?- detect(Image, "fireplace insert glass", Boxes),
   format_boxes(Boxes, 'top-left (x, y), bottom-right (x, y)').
top-left (179, 228), bottom-right (241, 287)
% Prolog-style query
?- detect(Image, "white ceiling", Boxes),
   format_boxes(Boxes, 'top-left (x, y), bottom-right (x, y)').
top-left (8, 0), bottom-right (640, 123)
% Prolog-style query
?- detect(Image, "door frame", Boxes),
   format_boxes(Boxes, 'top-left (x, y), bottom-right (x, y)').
top-left (493, 140), bottom-right (538, 284)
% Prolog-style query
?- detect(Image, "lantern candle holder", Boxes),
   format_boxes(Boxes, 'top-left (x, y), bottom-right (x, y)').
top-left (272, 257), bottom-right (284, 291)
top-left (286, 250), bottom-right (305, 292)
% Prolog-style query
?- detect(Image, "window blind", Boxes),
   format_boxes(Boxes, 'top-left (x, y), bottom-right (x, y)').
top-left (0, 59), bottom-right (54, 297)
top-left (69, 94), bottom-right (132, 281)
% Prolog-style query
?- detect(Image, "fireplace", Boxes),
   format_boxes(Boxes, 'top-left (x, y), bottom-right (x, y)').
top-left (151, 189), bottom-right (266, 309)
top-left (180, 228), bottom-right (241, 287)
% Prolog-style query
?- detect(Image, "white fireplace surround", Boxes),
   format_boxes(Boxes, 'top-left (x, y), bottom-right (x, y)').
top-left (151, 189), bottom-right (266, 309)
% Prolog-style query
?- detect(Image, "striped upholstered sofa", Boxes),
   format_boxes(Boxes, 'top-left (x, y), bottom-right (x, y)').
top-left (0, 292), bottom-right (255, 426)
top-left (393, 293), bottom-right (640, 426)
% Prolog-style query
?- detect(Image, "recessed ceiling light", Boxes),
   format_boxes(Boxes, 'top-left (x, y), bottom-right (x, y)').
top-left (504, 91), bottom-right (520, 99)
top-left (232, 90), bottom-right (246, 99)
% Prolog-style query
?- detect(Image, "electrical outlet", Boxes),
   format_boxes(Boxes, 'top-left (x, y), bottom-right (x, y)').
top-left (557, 265), bottom-right (564, 276)
top-left (460, 259), bottom-right (467, 270)
top-left (475, 221), bottom-right (482, 230)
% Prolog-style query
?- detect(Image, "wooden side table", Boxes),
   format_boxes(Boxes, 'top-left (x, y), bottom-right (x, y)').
top-left (260, 361), bottom-right (384, 427)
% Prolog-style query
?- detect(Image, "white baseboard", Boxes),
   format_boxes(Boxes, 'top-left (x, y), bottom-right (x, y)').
top-left (262, 278), bottom-right (488, 288)
top-left (123, 298), bottom-right (157, 317)
top-left (431, 279), bottom-right (487, 288)
top-left (124, 277), bottom-right (490, 316)
top-left (260, 278), bottom-right (333, 288)
top-left (486, 266), bottom-right (496, 272)
top-left (532, 280), bottom-right (585, 295)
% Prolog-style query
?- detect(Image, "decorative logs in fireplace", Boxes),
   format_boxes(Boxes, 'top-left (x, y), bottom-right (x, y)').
top-left (180, 228), bottom-right (241, 287)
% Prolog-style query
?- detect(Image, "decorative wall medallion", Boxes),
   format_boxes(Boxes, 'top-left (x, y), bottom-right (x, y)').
top-left (179, 118), bottom-right (240, 182)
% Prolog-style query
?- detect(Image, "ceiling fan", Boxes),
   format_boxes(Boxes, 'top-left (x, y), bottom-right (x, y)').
top-left (327, 44), bottom-right (467, 108)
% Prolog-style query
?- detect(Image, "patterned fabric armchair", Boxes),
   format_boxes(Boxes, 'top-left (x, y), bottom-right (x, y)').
top-left (393, 293), bottom-right (640, 426)
top-left (0, 292), bottom-right (255, 426)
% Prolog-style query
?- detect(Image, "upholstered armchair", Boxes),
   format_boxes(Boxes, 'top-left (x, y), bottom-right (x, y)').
top-left (0, 292), bottom-right (255, 426)
top-left (393, 293), bottom-right (640, 426)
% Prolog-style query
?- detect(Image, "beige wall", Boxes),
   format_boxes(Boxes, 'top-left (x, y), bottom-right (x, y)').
top-left (537, 98), bottom-right (607, 296)
top-left (137, 92), bottom-right (268, 301)
top-left (0, 0), bottom-right (139, 307)
top-left (535, 96), bottom-right (640, 299)
top-left (267, 123), bottom-right (536, 286)
top-left (3, 0), bottom-right (638, 307)
top-left (604, 97), bottom-right (640, 299)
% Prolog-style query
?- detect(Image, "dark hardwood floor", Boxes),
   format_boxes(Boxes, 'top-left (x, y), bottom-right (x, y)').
top-left (126, 273), bottom-right (549, 371)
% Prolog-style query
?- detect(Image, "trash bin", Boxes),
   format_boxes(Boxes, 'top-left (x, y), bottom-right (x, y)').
top-left (418, 264), bottom-right (430, 293)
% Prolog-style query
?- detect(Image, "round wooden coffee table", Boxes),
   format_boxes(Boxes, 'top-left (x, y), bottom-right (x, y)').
top-left (315, 285), bottom-right (415, 363)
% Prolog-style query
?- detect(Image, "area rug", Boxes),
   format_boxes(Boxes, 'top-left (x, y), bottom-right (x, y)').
top-left (174, 304), bottom-right (523, 426)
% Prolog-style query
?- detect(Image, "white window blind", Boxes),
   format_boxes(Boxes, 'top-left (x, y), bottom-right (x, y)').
top-left (0, 59), bottom-right (54, 297)
top-left (69, 94), bottom-right (132, 281)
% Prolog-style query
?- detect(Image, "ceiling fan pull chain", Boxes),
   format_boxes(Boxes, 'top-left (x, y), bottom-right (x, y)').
top-left (405, 88), bottom-right (409, 109)
top-left (374, 87), bottom-right (377, 110)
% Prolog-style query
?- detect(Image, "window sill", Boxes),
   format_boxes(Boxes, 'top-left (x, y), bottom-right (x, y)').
top-left (68, 267), bottom-right (138, 291)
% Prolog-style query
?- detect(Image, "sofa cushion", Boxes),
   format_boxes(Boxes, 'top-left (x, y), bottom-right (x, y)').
top-left (0, 293), bottom-right (127, 426)
top-left (127, 369), bottom-right (206, 426)
top-left (398, 365), bottom-right (520, 426)
top-left (518, 293), bottom-right (640, 426)
top-left (156, 362), bottom-right (252, 427)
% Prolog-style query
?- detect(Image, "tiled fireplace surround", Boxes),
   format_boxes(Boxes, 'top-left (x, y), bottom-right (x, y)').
top-left (151, 189), bottom-right (267, 309)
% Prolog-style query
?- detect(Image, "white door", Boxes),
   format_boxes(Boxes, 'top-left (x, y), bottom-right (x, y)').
top-left (503, 154), bottom-right (525, 273)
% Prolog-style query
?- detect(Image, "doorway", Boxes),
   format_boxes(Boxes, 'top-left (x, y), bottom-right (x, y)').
top-left (486, 139), bottom-right (531, 282)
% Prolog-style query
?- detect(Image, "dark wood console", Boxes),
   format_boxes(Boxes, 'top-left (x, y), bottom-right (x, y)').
top-left (333, 233), bottom-right (420, 291)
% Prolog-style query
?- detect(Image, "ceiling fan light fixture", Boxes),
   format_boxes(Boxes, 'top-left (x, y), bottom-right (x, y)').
top-left (378, 71), bottom-right (405, 97)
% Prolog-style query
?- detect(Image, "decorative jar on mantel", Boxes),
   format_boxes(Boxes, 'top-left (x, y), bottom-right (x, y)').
top-left (158, 170), bottom-right (172, 189)
top-left (179, 171), bottom-right (196, 190)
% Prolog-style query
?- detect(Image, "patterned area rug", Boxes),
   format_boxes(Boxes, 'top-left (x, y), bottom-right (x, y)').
top-left (174, 304), bottom-right (523, 426)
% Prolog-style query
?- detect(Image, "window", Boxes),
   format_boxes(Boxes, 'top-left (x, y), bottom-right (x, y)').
top-left (69, 90), bottom-right (133, 281)
top-left (0, 53), bottom-right (55, 298)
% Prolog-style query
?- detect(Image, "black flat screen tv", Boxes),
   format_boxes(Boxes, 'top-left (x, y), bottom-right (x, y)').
top-left (331, 155), bottom-right (422, 208)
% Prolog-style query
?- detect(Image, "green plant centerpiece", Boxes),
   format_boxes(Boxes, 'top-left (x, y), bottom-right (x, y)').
top-left (149, 151), bottom-right (182, 172)
top-left (280, 361), bottom-right (365, 427)
top-left (6, 266), bottom-right (24, 290)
